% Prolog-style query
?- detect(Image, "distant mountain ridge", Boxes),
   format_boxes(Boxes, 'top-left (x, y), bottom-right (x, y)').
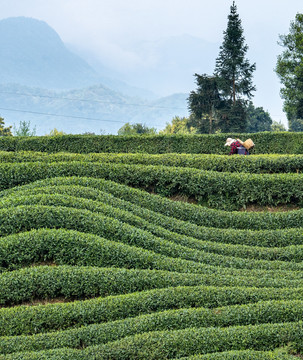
top-left (0, 17), bottom-right (102, 89)
top-left (0, 16), bottom-right (189, 134)
top-left (0, 83), bottom-right (188, 135)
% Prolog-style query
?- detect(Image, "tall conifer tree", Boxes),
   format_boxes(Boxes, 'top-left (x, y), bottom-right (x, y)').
top-left (215, 1), bottom-right (256, 103)
top-left (214, 1), bottom-right (256, 132)
top-left (188, 2), bottom-right (256, 133)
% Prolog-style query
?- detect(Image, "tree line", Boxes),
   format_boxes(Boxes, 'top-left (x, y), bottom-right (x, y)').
top-left (186, 2), bottom-right (302, 134)
top-left (119, 1), bottom-right (302, 135)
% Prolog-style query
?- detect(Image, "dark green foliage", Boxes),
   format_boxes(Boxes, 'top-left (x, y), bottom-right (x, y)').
top-left (188, 74), bottom-right (222, 133)
top-left (188, 2), bottom-right (257, 134)
top-left (0, 348), bottom-right (295, 360)
top-left (1, 322), bottom-right (301, 359)
top-left (276, 13), bottom-right (303, 131)
top-left (0, 299), bottom-right (303, 355)
top-left (1, 151), bottom-right (303, 173)
top-left (246, 102), bottom-right (273, 132)
top-left (214, 2), bottom-right (256, 103)
top-left (0, 147), bottom-right (302, 359)
top-left (179, 351), bottom-right (293, 360)
top-left (217, 99), bottom-right (248, 133)
top-left (0, 132), bottom-right (302, 154)
top-left (213, 2), bottom-right (256, 132)
top-left (2, 206), bottom-right (303, 280)
top-left (1, 176), bottom-right (302, 231)
top-left (0, 160), bottom-right (302, 210)
top-left (0, 199), bottom-right (303, 274)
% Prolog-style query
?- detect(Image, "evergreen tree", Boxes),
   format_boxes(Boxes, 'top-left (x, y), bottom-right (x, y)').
top-left (214, 1), bottom-right (256, 132)
top-left (275, 13), bottom-right (303, 131)
top-left (217, 99), bottom-right (247, 133)
top-left (188, 74), bottom-right (222, 133)
top-left (215, 1), bottom-right (256, 103)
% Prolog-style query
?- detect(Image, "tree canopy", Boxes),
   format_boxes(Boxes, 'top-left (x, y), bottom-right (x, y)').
top-left (188, 74), bottom-right (221, 133)
top-left (0, 117), bottom-right (12, 136)
top-left (246, 102), bottom-right (272, 133)
top-left (275, 13), bottom-right (303, 131)
top-left (160, 116), bottom-right (197, 134)
top-left (118, 123), bottom-right (157, 136)
top-left (271, 120), bottom-right (287, 132)
top-left (188, 1), bottom-right (256, 133)
top-left (214, 1), bottom-right (256, 104)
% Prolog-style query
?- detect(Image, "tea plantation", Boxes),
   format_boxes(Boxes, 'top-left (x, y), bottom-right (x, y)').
top-left (0, 136), bottom-right (302, 359)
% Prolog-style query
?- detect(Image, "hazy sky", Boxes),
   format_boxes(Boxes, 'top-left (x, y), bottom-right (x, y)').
top-left (1, 0), bottom-right (303, 127)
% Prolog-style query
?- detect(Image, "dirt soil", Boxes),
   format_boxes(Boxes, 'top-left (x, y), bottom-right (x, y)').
top-left (168, 194), bottom-right (300, 212)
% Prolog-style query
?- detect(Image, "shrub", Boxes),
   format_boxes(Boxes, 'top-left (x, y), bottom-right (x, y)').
top-left (0, 132), bottom-right (302, 154)
top-left (0, 161), bottom-right (302, 209)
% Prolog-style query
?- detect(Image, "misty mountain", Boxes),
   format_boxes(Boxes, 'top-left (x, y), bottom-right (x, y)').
top-left (66, 43), bottom-right (159, 100)
top-left (0, 83), bottom-right (188, 135)
top-left (0, 16), bottom-right (189, 134)
top-left (0, 17), bottom-right (103, 89)
top-left (69, 34), bottom-right (221, 98)
top-left (82, 34), bottom-right (221, 96)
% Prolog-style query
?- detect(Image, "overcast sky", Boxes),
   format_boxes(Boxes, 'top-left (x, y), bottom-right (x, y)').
top-left (1, 0), bottom-right (302, 127)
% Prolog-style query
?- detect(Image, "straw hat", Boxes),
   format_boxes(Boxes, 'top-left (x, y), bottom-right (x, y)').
top-left (224, 138), bottom-right (236, 146)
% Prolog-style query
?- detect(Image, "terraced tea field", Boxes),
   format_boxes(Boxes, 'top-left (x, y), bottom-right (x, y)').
top-left (0, 151), bottom-right (302, 359)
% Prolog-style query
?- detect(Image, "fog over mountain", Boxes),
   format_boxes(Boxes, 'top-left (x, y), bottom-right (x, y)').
top-left (72, 34), bottom-right (220, 96)
top-left (0, 17), bottom-right (103, 89)
top-left (0, 17), bottom-right (189, 134)
top-left (116, 34), bottom-right (220, 96)
top-left (0, 16), bottom-right (282, 135)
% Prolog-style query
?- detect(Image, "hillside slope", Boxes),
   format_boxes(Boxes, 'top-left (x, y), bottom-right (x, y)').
top-left (0, 17), bottom-right (188, 134)
top-left (0, 17), bottom-right (102, 89)
top-left (0, 150), bottom-right (302, 358)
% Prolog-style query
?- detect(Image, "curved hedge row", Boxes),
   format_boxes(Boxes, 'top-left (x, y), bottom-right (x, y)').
top-left (2, 188), bottom-right (303, 259)
top-left (0, 351), bottom-right (295, 360)
top-left (1, 300), bottom-right (303, 355)
top-left (0, 144), bottom-right (302, 358)
top-left (2, 231), bottom-right (303, 292)
top-left (0, 132), bottom-right (302, 154)
top-left (0, 161), bottom-right (302, 210)
top-left (2, 176), bottom-right (302, 230)
top-left (0, 349), bottom-right (295, 360)
top-left (0, 151), bottom-right (302, 173)
top-left (1, 188), bottom-right (302, 251)
top-left (2, 207), bottom-right (303, 280)
top-left (178, 351), bottom-right (294, 360)
top-left (0, 321), bottom-right (302, 359)
top-left (0, 264), bottom-right (217, 305)
top-left (1, 194), bottom-right (303, 271)
top-left (2, 276), bottom-right (303, 337)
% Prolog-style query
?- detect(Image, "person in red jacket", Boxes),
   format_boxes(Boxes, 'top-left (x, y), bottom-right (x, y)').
top-left (224, 137), bottom-right (248, 155)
